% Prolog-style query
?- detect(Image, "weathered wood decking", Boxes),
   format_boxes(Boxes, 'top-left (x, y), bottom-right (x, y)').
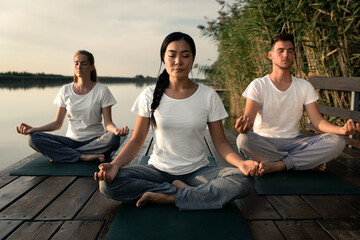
top-left (0, 129), bottom-right (359, 240)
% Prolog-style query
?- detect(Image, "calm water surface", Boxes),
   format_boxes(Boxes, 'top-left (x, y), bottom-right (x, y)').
top-left (0, 82), bottom-right (153, 171)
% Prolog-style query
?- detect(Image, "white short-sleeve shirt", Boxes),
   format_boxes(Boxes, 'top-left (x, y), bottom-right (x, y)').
top-left (131, 85), bottom-right (228, 175)
top-left (243, 75), bottom-right (319, 138)
top-left (53, 82), bottom-right (116, 141)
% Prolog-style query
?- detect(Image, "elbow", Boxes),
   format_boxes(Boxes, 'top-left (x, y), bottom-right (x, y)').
top-left (54, 122), bottom-right (63, 130)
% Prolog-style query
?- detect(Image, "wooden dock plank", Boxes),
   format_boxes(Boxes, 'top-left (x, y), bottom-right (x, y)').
top-left (326, 156), bottom-right (360, 189)
top-left (318, 220), bottom-right (360, 240)
top-left (6, 221), bottom-right (63, 240)
top-left (51, 220), bottom-right (104, 240)
top-left (335, 195), bottom-right (360, 213)
top-left (299, 220), bottom-right (333, 239)
top-left (0, 176), bottom-right (17, 189)
top-left (0, 177), bottom-right (75, 220)
top-left (97, 221), bottom-right (113, 240)
top-left (301, 195), bottom-right (360, 219)
top-left (75, 189), bottom-right (120, 221)
top-left (0, 176), bottom-right (45, 211)
top-left (267, 195), bottom-right (321, 220)
top-left (236, 191), bottom-right (282, 220)
top-left (247, 221), bottom-right (285, 240)
top-left (276, 220), bottom-right (319, 239)
top-left (0, 153), bottom-right (41, 188)
top-left (336, 153), bottom-right (360, 173)
top-left (36, 177), bottom-right (98, 220)
top-left (0, 220), bottom-right (23, 239)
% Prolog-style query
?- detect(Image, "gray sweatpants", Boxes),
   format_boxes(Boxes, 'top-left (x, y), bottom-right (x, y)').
top-left (236, 131), bottom-right (346, 170)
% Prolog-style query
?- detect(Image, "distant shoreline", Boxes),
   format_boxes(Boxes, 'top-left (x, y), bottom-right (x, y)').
top-left (0, 72), bottom-right (208, 89)
top-left (0, 72), bottom-right (156, 89)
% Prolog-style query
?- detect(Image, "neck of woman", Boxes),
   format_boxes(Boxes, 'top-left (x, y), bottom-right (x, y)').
top-left (168, 77), bottom-right (195, 90)
top-left (74, 78), bottom-right (96, 95)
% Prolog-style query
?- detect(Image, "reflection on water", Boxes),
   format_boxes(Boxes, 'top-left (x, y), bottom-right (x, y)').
top-left (0, 81), bottom-right (154, 171)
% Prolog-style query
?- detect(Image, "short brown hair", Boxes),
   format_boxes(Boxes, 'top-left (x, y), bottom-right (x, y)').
top-left (270, 33), bottom-right (295, 50)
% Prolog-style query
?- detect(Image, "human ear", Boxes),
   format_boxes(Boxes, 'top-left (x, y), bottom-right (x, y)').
top-left (268, 50), bottom-right (273, 60)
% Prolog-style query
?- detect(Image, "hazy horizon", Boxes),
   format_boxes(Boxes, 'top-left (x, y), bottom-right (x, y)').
top-left (0, 0), bottom-right (235, 79)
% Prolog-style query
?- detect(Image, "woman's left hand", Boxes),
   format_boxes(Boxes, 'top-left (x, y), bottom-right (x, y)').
top-left (114, 126), bottom-right (129, 136)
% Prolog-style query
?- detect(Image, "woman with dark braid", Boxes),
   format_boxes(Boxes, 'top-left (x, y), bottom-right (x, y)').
top-left (94, 32), bottom-right (259, 210)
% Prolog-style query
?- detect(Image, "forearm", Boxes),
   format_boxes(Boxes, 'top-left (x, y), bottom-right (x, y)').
top-left (314, 119), bottom-right (342, 134)
top-left (215, 140), bottom-right (245, 168)
top-left (33, 121), bottom-right (62, 132)
top-left (105, 122), bottom-right (117, 134)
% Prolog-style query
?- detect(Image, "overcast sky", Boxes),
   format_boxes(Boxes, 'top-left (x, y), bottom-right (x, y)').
top-left (0, 0), bottom-right (235, 78)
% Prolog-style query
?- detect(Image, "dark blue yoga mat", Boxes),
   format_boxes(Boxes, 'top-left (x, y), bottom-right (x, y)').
top-left (254, 170), bottom-right (360, 195)
top-left (106, 202), bottom-right (252, 240)
top-left (231, 143), bottom-right (360, 195)
top-left (10, 136), bottom-right (127, 177)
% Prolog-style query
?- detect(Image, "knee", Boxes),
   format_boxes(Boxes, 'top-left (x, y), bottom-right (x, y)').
top-left (222, 168), bottom-right (254, 197)
top-left (99, 181), bottom-right (116, 200)
top-left (325, 134), bottom-right (346, 154)
top-left (28, 132), bottom-right (42, 149)
top-left (236, 133), bottom-right (256, 156)
top-left (108, 133), bottom-right (121, 149)
top-left (231, 174), bottom-right (254, 199)
top-left (99, 171), bottom-right (130, 201)
top-left (236, 133), bottom-right (249, 151)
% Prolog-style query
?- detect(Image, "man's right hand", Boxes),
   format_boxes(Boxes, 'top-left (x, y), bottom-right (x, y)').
top-left (235, 115), bottom-right (253, 133)
top-left (94, 163), bottom-right (118, 182)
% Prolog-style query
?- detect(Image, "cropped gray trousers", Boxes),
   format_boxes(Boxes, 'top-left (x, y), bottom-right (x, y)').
top-left (236, 131), bottom-right (346, 170)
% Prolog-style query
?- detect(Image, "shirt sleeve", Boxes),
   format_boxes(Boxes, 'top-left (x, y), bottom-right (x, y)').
top-left (131, 86), bottom-right (153, 117)
top-left (208, 88), bottom-right (229, 122)
top-left (101, 85), bottom-right (117, 108)
top-left (242, 79), bottom-right (262, 103)
top-left (53, 85), bottom-right (66, 107)
top-left (304, 81), bottom-right (319, 105)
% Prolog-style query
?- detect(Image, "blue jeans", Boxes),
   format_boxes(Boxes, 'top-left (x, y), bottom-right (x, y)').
top-left (99, 165), bottom-right (254, 211)
top-left (28, 132), bottom-right (120, 162)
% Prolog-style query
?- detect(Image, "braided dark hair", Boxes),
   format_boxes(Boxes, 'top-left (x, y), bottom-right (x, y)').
top-left (150, 32), bottom-right (196, 127)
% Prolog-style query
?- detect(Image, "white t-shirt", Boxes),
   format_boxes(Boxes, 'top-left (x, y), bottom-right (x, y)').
top-left (243, 75), bottom-right (319, 138)
top-left (131, 85), bottom-right (228, 175)
top-left (53, 82), bottom-right (116, 141)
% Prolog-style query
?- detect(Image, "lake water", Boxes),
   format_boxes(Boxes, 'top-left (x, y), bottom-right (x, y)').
top-left (0, 82), bottom-right (153, 171)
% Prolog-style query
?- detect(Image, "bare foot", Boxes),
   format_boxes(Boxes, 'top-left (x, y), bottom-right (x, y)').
top-left (172, 180), bottom-right (194, 190)
top-left (80, 154), bottom-right (105, 162)
top-left (311, 163), bottom-right (326, 172)
top-left (136, 192), bottom-right (175, 207)
top-left (259, 160), bottom-right (286, 175)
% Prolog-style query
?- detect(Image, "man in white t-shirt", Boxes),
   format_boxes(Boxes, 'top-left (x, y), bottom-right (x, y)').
top-left (235, 33), bottom-right (360, 175)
